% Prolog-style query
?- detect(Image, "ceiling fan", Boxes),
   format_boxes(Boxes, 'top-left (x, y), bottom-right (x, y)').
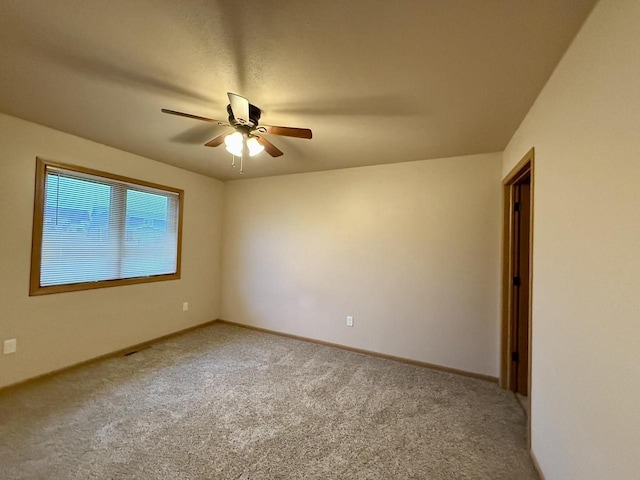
top-left (162, 92), bottom-right (312, 173)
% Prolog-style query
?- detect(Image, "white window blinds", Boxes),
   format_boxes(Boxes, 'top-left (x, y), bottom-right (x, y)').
top-left (38, 165), bottom-right (180, 288)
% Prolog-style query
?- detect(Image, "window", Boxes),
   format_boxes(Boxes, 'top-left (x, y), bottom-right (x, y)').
top-left (30, 158), bottom-right (183, 295)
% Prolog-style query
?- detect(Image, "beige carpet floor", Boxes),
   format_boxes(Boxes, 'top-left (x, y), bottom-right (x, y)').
top-left (0, 323), bottom-right (537, 479)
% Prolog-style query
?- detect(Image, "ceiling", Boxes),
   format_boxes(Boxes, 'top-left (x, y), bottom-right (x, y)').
top-left (0, 0), bottom-right (597, 180)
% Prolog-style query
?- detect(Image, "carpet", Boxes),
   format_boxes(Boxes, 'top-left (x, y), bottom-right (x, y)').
top-left (0, 323), bottom-right (537, 479)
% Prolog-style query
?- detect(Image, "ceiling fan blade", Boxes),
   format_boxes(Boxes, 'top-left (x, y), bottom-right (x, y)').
top-left (161, 108), bottom-right (227, 125)
top-left (260, 125), bottom-right (312, 139)
top-left (256, 136), bottom-right (283, 157)
top-left (204, 132), bottom-right (231, 147)
top-left (227, 92), bottom-right (250, 125)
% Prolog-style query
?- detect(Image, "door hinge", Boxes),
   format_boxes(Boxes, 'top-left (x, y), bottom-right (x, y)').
top-left (512, 352), bottom-right (519, 362)
top-left (514, 201), bottom-right (520, 212)
top-left (513, 276), bottom-right (521, 287)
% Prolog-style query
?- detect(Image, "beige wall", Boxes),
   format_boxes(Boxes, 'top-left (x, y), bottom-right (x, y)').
top-left (221, 153), bottom-right (502, 377)
top-left (0, 113), bottom-right (224, 388)
top-left (503, 0), bottom-right (640, 478)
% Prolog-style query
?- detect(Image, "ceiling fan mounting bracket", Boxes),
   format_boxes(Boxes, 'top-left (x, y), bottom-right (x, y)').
top-left (226, 103), bottom-right (262, 128)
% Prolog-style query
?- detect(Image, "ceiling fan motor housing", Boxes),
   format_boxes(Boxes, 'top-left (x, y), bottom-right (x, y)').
top-left (227, 103), bottom-right (261, 128)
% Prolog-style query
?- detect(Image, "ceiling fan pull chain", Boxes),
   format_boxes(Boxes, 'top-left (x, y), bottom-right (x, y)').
top-left (239, 152), bottom-right (244, 174)
top-left (231, 155), bottom-right (236, 168)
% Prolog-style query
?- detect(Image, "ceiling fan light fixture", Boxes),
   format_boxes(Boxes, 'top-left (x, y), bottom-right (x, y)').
top-left (162, 92), bottom-right (312, 172)
top-left (247, 137), bottom-right (265, 157)
top-left (224, 131), bottom-right (244, 156)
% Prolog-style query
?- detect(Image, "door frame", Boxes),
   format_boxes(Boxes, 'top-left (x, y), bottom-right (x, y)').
top-left (500, 148), bottom-right (535, 442)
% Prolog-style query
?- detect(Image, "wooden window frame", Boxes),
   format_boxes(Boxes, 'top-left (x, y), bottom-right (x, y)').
top-left (29, 158), bottom-right (184, 296)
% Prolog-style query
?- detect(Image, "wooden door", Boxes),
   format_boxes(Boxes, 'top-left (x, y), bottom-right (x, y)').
top-left (511, 174), bottom-right (531, 395)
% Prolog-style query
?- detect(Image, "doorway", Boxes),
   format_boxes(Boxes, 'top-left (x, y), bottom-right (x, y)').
top-left (501, 148), bottom-right (534, 429)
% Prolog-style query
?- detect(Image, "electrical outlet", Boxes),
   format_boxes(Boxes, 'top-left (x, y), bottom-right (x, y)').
top-left (182, 302), bottom-right (189, 311)
top-left (3, 339), bottom-right (17, 354)
top-left (346, 316), bottom-right (354, 327)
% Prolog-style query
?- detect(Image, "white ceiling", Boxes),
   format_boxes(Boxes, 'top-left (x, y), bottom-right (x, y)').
top-left (0, 0), bottom-right (596, 180)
